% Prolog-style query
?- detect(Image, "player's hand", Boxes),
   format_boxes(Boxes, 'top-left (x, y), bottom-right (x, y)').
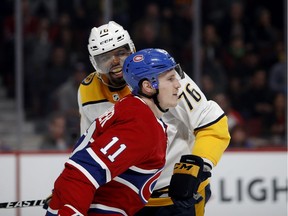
top-left (43, 193), bottom-right (52, 210)
top-left (168, 155), bottom-right (211, 208)
top-left (172, 192), bottom-right (203, 208)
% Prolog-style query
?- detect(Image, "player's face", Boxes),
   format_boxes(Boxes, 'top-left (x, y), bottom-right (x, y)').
top-left (94, 46), bottom-right (131, 86)
top-left (157, 70), bottom-right (181, 109)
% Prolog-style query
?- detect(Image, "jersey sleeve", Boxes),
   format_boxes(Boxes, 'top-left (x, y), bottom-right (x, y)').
top-left (77, 88), bottom-right (91, 135)
top-left (171, 73), bottom-right (230, 166)
top-left (77, 73), bottom-right (108, 135)
top-left (193, 115), bottom-right (230, 166)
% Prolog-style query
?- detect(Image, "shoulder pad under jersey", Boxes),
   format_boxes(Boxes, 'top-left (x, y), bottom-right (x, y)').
top-left (82, 72), bottom-right (96, 85)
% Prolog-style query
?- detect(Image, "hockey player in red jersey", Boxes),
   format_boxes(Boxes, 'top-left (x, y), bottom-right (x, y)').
top-left (45, 48), bottom-right (183, 216)
top-left (76, 21), bottom-right (230, 216)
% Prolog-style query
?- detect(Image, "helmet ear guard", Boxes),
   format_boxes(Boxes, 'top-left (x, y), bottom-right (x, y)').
top-left (89, 55), bottom-right (98, 71)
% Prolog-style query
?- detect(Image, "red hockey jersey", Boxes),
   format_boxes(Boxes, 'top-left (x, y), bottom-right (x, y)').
top-left (46, 95), bottom-right (167, 216)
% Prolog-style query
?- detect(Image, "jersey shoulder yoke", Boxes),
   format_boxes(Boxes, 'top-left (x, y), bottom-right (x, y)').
top-left (79, 72), bottom-right (107, 105)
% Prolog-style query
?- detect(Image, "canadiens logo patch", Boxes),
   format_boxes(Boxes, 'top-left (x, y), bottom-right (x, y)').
top-left (82, 73), bottom-right (95, 85)
top-left (133, 55), bottom-right (144, 62)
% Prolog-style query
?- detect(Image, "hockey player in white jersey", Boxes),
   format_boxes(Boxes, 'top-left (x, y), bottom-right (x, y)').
top-left (78, 21), bottom-right (230, 216)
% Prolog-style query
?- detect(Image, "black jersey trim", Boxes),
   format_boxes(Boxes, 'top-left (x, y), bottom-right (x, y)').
top-left (82, 99), bottom-right (109, 107)
top-left (194, 113), bottom-right (226, 131)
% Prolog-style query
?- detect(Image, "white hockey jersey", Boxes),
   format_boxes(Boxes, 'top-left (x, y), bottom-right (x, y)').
top-left (78, 71), bottom-right (230, 206)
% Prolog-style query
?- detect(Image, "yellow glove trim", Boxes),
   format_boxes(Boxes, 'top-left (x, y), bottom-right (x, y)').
top-left (146, 179), bottom-right (210, 207)
top-left (173, 162), bottom-right (200, 177)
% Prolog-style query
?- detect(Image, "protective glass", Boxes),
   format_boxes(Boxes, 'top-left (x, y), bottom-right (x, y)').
top-left (94, 47), bottom-right (131, 67)
top-left (174, 64), bottom-right (185, 80)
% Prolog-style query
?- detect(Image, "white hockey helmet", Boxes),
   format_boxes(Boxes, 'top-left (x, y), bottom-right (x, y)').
top-left (88, 21), bottom-right (135, 74)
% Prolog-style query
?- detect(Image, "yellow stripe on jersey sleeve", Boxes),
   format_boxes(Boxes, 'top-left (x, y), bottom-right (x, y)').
top-left (192, 115), bottom-right (231, 166)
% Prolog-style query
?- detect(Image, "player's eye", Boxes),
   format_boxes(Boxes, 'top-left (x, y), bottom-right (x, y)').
top-left (168, 75), bottom-right (176, 81)
top-left (115, 49), bottom-right (129, 57)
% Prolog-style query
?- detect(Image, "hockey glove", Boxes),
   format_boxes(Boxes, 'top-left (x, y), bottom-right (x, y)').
top-left (202, 161), bottom-right (212, 182)
top-left (169, 155), bottom-right (211, 208)
top-left (43, 193), bottom-right (52, 210)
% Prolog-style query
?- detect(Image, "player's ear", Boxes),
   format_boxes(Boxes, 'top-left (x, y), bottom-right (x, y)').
top-left (141, 80), bottom-right (155, 95)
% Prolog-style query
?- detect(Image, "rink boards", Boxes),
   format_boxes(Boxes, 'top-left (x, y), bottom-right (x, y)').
top-left (0, 150), bottom-right (287, 216)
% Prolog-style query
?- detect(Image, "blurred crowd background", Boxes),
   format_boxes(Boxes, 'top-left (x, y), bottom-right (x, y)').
top-left (0, 0), bottom-right (286, 151)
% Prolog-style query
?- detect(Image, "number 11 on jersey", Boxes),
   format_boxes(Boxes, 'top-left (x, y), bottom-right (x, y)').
top-left (100, 137), bottom-right (127, 162)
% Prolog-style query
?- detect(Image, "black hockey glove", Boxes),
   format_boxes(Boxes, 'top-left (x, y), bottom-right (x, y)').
top-left (169, 155), bottom-right (211, 208)
top-left (42, 193), bottom-right (52, 210)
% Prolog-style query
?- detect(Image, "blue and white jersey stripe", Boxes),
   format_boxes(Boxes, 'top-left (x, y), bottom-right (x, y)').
top-left (69, 147), bottom-right (111, 188)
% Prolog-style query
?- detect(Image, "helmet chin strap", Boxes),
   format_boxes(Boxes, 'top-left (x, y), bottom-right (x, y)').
top-left (152, 90), bottom-right (169, 113)
top-left (139, 89), bottom-right (169, 113)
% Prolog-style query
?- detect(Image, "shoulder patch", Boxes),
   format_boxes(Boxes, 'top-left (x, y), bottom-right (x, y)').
top-left (82, 73), bottom-right (96, 85)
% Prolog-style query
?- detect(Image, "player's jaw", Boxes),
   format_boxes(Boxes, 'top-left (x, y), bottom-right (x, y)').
top-left (169, 91), bottom-right (180, 107)
top-left (108, 66), bottom-right (126, 87)
top-left (158, 90), bottom-right (179, 110)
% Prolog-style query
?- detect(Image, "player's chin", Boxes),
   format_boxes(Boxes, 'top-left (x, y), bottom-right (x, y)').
top-left (110, 77), bottom-right (126, 87)
top-left (171, 96), bottom-right (180, 107)
top-left (167, 99), bottom-right (179, 108)
top-left (171, 102), bottom-right (178, 108)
